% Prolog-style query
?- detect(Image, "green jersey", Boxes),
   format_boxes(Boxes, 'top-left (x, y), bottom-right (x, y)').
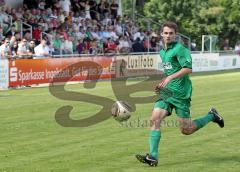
top-left (159, 42), bottom-right (192, 99)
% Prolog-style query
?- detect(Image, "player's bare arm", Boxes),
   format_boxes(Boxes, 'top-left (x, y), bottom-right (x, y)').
top-left (156, 68), bottom-right (192, 90)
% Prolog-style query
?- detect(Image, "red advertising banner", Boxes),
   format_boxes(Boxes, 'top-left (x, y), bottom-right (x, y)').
top-left (9, 57), bottom-right (115, 87)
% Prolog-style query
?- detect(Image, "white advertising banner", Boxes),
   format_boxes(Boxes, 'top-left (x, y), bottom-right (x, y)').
top-left (192, 53), bottom-right (219, 72)
top-left (116, 54), bottom-right (161, 78)
top-left (219, 54), bottom-right (239, 70)
top-left (0, 59), bottom-right (9, 89)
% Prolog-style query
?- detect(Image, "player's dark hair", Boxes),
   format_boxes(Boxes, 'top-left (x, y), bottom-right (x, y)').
top-left (161, 21), bottom-right (178, 33)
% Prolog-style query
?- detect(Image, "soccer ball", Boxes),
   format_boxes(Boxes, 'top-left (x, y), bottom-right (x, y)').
top-left (111, 101), bottom-right (133, 122)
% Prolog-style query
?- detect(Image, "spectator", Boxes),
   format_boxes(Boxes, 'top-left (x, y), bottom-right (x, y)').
top-left (85, 0), bottom-right (91, 19)
top-left (17, 38), bottom-right (29, 58)
top-left (14, 32), bottom-right (21, 42)
top-left (89, 39), bottom-right (98, 54)
top-left (76, 38), bottom-right (86, 54)
top-left (132, 37), bottom-right (145, 53)
top-left (23, 0), bottom-right (38, 9)
top-left (110, 0), bottom-right (119, 19)
top-left (0, 38), bottom-right (11, 59)
top-left (191, 39), bottom-right (197, 51)
top-left (89, 0), bottom-right (98, 20)
top-left (5, 25), bottom-right (17, 38)
top-left (34, 39), bottom-right (50, 58)
top-left (38, 0), bottom-right (46, 11)
top-left (85, 27), bottom-right (93, 40)
top-left (221, 38), bottom-right (232, 51)
top-left (32, 25), bottom-right (43, 43)
top-left (118, 36), bottom-right (130, 53)
top-left (234, 41), bottom-right (240, 55)
top-left (62, 36), bottom-right (73, 54)
top-left (12, 17), bottom-right (22, 32)
top-left (88, 27), bottom-right (98, 40)
top-left (150, 36), bottom-right (158, 52)
top-left (60, 0), bottom-right (71, 16)
top-left (27, 40), bottom-right (35, 58)
top-left (71, 0), bottom-right (81, 13)
top-left (114, 21), bottom-right (123, 36)
top-left (11, 41), bottom-right (18, 58)
top-left (108, 26), bottom-right (118, 41)
top-left (0, 27), bottom-right (5, 42)
top-left (23, 30), bottom-right (32, 41)
top-left (98, 0), bottom-right (109, 20)
top-left (105, 38), bottom-right (117, 53)
top-left (52, 33), bottom-right (61, 55)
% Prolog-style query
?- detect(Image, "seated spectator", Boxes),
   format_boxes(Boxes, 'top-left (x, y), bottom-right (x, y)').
top-left (52, 33), bottom-right (61, 55)
top-left (91, 27), bottom-right (101, 40)
top-left (76, 38), bottom-right (86, 54)
top-left (23, 30), bottom-right (32, 41)
top-left (114, 21), bottom-right (123, 36)
top-left (85, 27), bottom-right (93, 40)
top-left (108, 26), bottom-right (118, 41)
top-left (118, 36), bottom-right (131, 53)
top-left (12, 17), bottom-right (21, 32)
top-left (132, 37), bottom-right (145, 53)
top-left (62, 36), bottom-right (73, 54)
top-left (11, 41), bottom-right (18, 58)
top-left (105, 38), bottom-right (117, 53)
top-left (0, 38), bottom-right (11, 59)
top-left (97, 40), bottom-right (104, 54)
top-left (32, 25), bottom-right (43, 44)
top-left (89, 39), bottom-right (98, 54)
top-left (17, 38), bottom-right (29, 58)
top-left (5, 25), bottom-right (17, 38)
top-left (34, 39), bottom-right (50, 59)
top-left (27, 40), bottom-right (35, 58)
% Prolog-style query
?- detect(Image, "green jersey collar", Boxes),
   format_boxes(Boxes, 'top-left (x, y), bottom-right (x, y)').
top-left (164, 41), bottom-right (177, 50)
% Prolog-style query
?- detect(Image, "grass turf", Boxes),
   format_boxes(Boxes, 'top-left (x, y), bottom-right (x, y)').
top-left (0, 70), bottom-right (240, 172)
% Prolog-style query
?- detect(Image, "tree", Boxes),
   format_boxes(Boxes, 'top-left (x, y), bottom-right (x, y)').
top-left (143, 0), bottom-right (240, 49)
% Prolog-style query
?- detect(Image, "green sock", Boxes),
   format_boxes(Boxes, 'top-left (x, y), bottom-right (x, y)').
top-left (193, 113), bottom-right (214, 129)
top-left (149, 130), bottom-right (161, 160)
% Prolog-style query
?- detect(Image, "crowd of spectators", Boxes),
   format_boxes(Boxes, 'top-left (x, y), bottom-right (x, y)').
top-left (0, 0), bottom-right (161, 59)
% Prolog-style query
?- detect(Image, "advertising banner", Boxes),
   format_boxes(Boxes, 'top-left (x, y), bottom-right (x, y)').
top-left (219, 54), bottom-right (239, 70)
top-left (0, 59), bottom-right (9, 89)
top-left (192, 53), bottom-right (219, 72)
top-left (9, 57), bottom-right (115, 87)
top-left (116, 54), bottom-right (161, 78)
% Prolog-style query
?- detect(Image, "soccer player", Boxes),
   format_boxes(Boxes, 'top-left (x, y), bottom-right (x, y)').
top-left (136, 21), bottom-right (224, 167)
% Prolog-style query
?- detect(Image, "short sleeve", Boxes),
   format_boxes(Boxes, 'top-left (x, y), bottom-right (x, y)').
top-left (177, 46), bottom-right (192, 68)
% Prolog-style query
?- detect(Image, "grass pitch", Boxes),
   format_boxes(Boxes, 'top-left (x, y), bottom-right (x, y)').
top-left (0, 70), bottom-right (240, 172)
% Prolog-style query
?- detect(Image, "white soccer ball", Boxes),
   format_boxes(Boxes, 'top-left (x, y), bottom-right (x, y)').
top-left (111, 101), bottom-right (133, 122)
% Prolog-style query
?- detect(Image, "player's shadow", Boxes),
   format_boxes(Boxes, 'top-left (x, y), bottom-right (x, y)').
top-left (160, 155), bottom-right (240, 167)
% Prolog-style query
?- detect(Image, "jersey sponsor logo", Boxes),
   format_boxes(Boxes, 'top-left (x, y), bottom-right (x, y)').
top-left (159, 62), bottom-right (172, 69)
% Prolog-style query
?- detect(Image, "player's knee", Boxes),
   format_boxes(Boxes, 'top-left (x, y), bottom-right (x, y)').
top-left (150, 118), bottom-right (161, 128)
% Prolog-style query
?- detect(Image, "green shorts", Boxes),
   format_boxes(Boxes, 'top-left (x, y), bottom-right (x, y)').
top-left (154, 97), bottom-right (191, 118)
